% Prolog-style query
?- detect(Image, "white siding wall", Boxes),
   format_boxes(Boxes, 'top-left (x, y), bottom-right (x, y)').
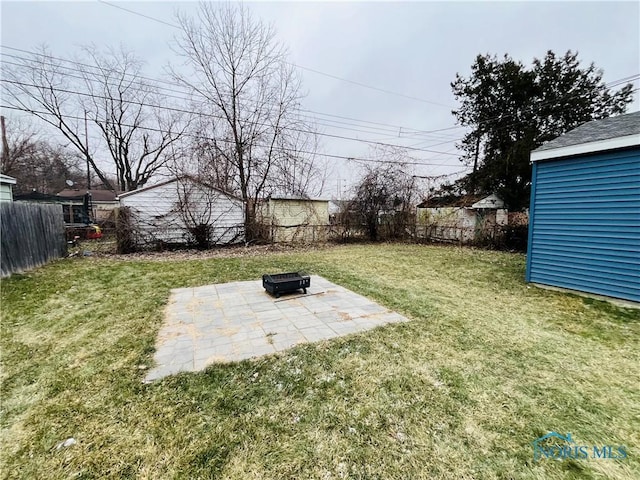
top-left (0, 184), bottom-right (13, 203)
top-left (119, 179), bottom-right (244, 246)
top-left (416, 207), bottom-right (477, 242)
top-left (496, 209), bottom-right (508, 226)
top-left (93, 201), bottom-right (119, 222)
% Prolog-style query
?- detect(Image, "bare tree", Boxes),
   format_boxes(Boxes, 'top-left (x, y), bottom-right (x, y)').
top-left (349, 148), bottom-right (419, 241)
top-left (79, 46), bottom-right (187, 191)
top-left (0, 114), bottom-right (86, 194)
top-left (171, 2), bottom-right (321, 237)
top-left (184, 118), bottom-right (325, 200)
top-left (3, 45), bottom-right (187, 192)
top-left (1, 115), bottom-right (38, 175)
top-left (180, 116), bottom-right (238, 194)
top-left (268, 129), bottom-right (325, 197)
top-left (2, 48), bottom-right (113, 187)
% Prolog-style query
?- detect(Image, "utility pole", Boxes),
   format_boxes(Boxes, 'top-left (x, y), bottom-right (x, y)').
top-left (84, 111), bottom-right (91, 190)
top-left (471, 132), bottom-right (481, 194)
top-left (1, 116), bottom-right (9, 171)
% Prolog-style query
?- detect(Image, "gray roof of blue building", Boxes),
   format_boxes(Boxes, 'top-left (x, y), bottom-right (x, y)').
top-left (533, 111), bottom-right (640, 152)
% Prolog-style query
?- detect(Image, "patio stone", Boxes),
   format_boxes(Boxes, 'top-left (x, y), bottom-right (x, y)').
top-left (270, 331), bottom-right (307, 351)
top-left (298, 326), bottom-right (337, 342)
top-left (255, 310), bottom-right (285, 322)
top-left (145, 275), bottom-right (410, 381)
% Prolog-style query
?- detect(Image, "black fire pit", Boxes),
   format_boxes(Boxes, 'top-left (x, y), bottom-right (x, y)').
top-left (262, 271), bottom-right (310, 298)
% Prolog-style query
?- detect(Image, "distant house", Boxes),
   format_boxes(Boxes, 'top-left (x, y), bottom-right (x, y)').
top-left (257, 196), bottom-right (329, 242)
top-left (327, 199), bottom-right (360, 223)
top-left (527, 111), bottom-right (640, 303)
top-left (0, 174), bottom-right (16, 202)
top-left (118, 177), bottom-right (245, 248)
top-left (14, 190), bottom-right (94, 224)
top-left (416, 193), bottom-right (508, 243)
top-left (57, 189), bottom-right (119, 222)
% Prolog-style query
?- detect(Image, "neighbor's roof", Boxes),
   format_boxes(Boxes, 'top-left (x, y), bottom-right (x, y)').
top-left (531, 111), bottom-right (640, 162)
top-left (15, 191), bottom-right (82, 202)
top-left (117, 176), bottom-right (243, 202)
top-left (471, 193), bottom-right (504, 209)
top-left (417, 194), bottom-right (485, 209)
top-left (0, 174), bottom-right (17, 185)
top-left (269, 195), bottom-right (330, 202)
top-left (57, 189), bottom-right (119, 202)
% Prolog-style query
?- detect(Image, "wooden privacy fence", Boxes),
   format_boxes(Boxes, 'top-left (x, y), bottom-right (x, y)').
top-left (1, 203), bottom-right (67, 277)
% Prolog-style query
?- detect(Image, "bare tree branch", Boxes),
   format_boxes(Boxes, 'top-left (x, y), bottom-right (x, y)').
top-left (3, 44), bottom-right (189, 192)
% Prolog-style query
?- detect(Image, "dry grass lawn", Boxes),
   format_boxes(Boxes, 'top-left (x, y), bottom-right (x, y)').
top-left (1, 244), bottom-right (638, 479)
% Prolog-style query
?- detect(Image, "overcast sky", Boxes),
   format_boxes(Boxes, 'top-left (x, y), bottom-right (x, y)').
top-left (2, 1), bottom-right (639, 196)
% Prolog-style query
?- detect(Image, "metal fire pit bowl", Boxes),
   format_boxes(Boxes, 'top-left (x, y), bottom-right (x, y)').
top-left (262, 271), bottom-right (310, 298)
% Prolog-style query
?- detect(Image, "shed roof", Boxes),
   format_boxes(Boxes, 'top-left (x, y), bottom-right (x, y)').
top-left (58, 189), bottom-right (119, 202)
top-left (14, 191), bottom-right (82, 202)
top-left (269, 195), bottom-right (329, 202)
top-left (0, 174), bottom-right (17, 185)
top-left (417, 194), bottom-right (487, 209)
top-left (117, 176), bottom-right (242, 202)
top-left (531, 111), bottom-right (640, 162)
top-left (471, 193), bottom-right (504, 209)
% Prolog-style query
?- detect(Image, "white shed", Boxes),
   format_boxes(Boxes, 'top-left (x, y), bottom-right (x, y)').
top-left (416, 193), bottom-right (508, 243)
top-left (0, 174), bottom-right (17, 203)
top-left (256, 196), bottom-right (330, 242)
top-left (118, 177), bottom-right (245, 248)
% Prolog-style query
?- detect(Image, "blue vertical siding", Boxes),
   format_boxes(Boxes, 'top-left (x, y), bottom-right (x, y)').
top-left (526, 148), bottom-right (640, 303)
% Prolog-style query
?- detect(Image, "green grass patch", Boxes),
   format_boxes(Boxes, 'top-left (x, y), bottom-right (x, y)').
top-left (1, 244), bottom-right (638, 479)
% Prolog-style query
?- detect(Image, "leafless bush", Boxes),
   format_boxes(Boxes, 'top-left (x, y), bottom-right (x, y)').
top-left (114, 207), bottom-right (136, 254)
top-left (349, 152), bottom-right (419, 241)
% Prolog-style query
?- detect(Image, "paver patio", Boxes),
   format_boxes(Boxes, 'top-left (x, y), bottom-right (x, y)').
top-left (145, 275), bottom-right (409, 381)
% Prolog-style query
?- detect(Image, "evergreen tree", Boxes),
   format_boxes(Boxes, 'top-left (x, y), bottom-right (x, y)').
top-left (449, 50), bottom-right (634, 209)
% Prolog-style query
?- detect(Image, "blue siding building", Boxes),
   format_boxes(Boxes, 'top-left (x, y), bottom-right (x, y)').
top-left (527, 112), bottom-right (640, 303)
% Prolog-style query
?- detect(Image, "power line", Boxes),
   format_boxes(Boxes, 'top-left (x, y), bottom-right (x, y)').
top-left (5, 44), bottom-right (636, 145)
top-left (97, 0), bottom-right (179, 29)
top-left (0, 104), bottom-right (465, 169)
top-left (0, 77), bottom-right (462, 156)
top-left (95, 0), bottom-right (454, 108)
top-left (5, 66), bottom-right (637, 168)
top-left (1, 56), bottom-right (428, 140)
top-left (6, 68), bottom-right (637, 167)
top-left (0, 45), bottom-right (463, 141)
top-left (290, 63), bottom-right (453, 108)
top-left (306, 110), bottom-right (465, 139)
top-left (95, 0), bottom-right (639, 120)
top-left (3, 46), bottom-right (637, 164)
top-left (347, 155), bottom-right (470, 175)
top-left (3, 54), bottom-right (409, 140)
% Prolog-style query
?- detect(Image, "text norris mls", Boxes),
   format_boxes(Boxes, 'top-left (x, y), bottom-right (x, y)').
top-left (532, 433), bottom-right (627, 461)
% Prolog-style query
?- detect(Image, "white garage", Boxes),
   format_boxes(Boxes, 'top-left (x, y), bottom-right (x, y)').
top-left (118, 176), bottom-right (245, 249)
